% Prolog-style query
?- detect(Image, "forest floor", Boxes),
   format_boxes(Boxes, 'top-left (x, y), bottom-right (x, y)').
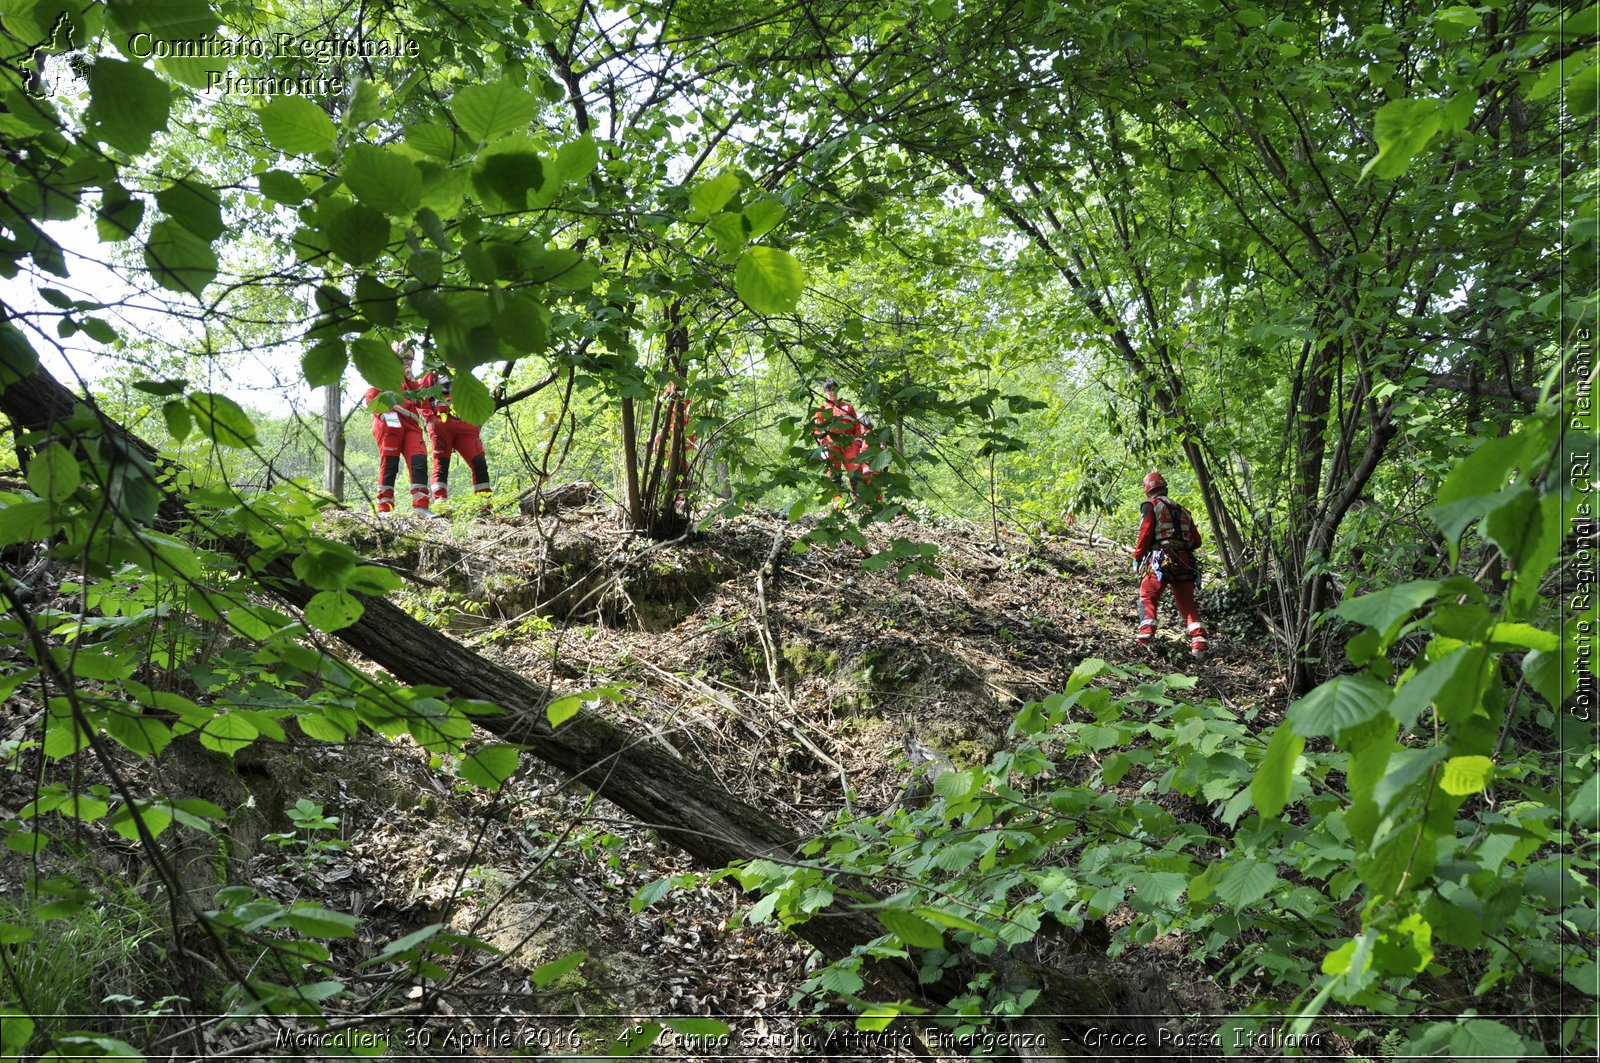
top-left (0, 493), bottom-right (1312, 1060)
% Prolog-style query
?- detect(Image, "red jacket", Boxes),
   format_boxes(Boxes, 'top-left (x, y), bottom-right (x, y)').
top-left (813, 397), bottom-right (862, 460)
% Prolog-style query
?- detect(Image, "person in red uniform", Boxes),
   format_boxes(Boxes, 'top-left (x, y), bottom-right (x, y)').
top-left (812, 378), bottom-right (864, 495)
top-left (1131, 471), bottom-right (1209, 659)
top-left (849, 415), bottom-right (881, 503)
top-left (363, 342), bottom-right (432, 514)
top-left (414, 360), bottom-right (491, 505)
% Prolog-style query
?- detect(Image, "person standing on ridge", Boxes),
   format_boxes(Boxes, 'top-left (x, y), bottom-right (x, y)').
top-left (363, 341), bottom-right (433, 514)
top-left (1130, 471), bottom-right (1209, 659)
top-left (812, 378), bottom-right (864, 497)
top-left (415, 358), bottom-right (492, 510)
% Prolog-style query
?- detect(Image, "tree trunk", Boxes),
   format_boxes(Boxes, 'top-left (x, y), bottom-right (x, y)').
top-left (0, 364), bottom-right (1170, 1040)
top-left (322, 381), bottom-right (345, 502)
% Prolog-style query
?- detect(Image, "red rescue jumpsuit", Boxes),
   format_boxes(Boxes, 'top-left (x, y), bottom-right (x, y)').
top-left (813, 397), bottom-right (863, 492)
top-left (364, 377), bottom-right (430, 512)
top-left (1132, 496), bottom-right (1208, 654)
top-left (415, 371), bottom-right (490, 501)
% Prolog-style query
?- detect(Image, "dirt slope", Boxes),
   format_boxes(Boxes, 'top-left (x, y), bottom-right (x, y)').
top-left (0, 501), bottom-right (1286, 1059)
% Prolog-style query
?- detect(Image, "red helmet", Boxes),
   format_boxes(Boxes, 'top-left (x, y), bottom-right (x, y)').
top-left (1142, 471), bottom-right (1167, 494)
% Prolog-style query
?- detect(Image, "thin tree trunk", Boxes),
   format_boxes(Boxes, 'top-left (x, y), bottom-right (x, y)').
top-left (323, 381), bottom-right (344, 502)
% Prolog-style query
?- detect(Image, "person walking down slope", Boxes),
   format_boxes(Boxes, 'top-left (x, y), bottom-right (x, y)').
top-left (1130, 471), bottom-right (1209, 660)
top-left (812, 378), bottom-right (864, 497)
top-left (363, 342), bottom-right (433, 514)
top-left (415, 361), bottom-right (492, 509)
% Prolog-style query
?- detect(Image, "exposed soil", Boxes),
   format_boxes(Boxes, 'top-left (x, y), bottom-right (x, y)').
top-left (0, 500), bottom-right (1302, 1060)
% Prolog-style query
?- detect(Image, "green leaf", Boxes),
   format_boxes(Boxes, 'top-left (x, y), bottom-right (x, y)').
top-left (1361, 98), bottom-right (1444, 180)
top-left (690, 172), bottom-right (741, 218)
top-left (530, 951), bottom-right (586, 989)
top-left (0, 497), bottom-right (52, 547)
top-left (81, 318), bottom-right (117, 344)
top-left (298, 706), bottom-right (358, 743)
top-left (302, 340), bottom-right (347, 389)
top-left (1286, 674), bottom-right (1391, 737)
top-left (292, 539), bottom-right (360, 590)
top-left (1372, 911), bottom-right (1434, 975)
top-left (1448, 1018), bottom-right (1540, 1060)
top-left (355, 274), bottom-right (399, 327)
top-left (27, 443), bottom-right (79, 502)
top-left (346, 565), bottom-right (401, 595)
top-left (1390, 645), bottom-right (1487, 729)
top-left (742, 197), bottom-right (786, 238)
top-left (1251, 722), bottom-right (1305, 818)
top-left (488, 290), bottom-right (549, 354)
top-left (879, 907), bottom-right (945, 949)
top-left (1564, 959), bottom-right (1599, 996)
top-left (554, 133), bottom-right (599, 185)
top-left (735, 246), bottom-right (805, 314)
top-left (351, 337), bottom-right (403, 392)
top-left (109, 800), bottom-right (173, 842)
top-left (0, 324), bottom-right (41, 385)
top-left (144, 218), bottom-right (218, 295)
top-left (305, 591), bottom-right (363, 632)
top-left (932, 769), bottom-right (976, 799)
top-left (198, 712), bottom-right (259, 757)
top-left (85, 59), bottom-right (172, 155)
top-left (260, 96), bottom-right (338, 155)
top-left (664, 1018), bottom-right (730, 1039)
top-left (1568, 771), bottom-right (1599, 829)
top-left (44, 1034), bottom-right (144, 1060)
top-left (258, 169), bottom-right (308, 205)
top-left (1126, 871), bottom-right (1187, 909)
top-left (460, 744), bottom-right (519, 791)
top-left (1214, 859), bottom-right (1279, 911)
top-left (324, 202), bottom-right (392, 266)
top-left (1334, 580), bottom-right (1440, 642)
top-left (285, 904), bottom-right (359, 938)
top-left (545, 694), bottom-right (581, 728)
top-left (97, 188), bottom-right (145, 242)
top-left (705, 213), bottom-right (746, 257)
top-left (448, 369), bottom-right (493, 426)
top-left (1484, 622), bottom-right (1558, 652)
top-left (916, 906), bottom-right (996, 936)
top-left (1522, 648), bottom-right (1570, 710)
top-left (814, 965), bottom-right (863, 995)
top-left (342, 144), bottom-right (422, 217)
top-left (187, 391), bottom-right (256, 447)
top-left (1439, 755), bottom-right (1494, 796)
top-left (1482, 486), bottom-right (1542, 565)
top-left (631, 878), bottom-right (674, 912)
top-left (0, 1011), bottom-right (33, 1057)
top-left (363, 924), bottom-right (443, 966)
top-left (155, 180), bottom-right (224, 240)
top-left (1570, 63), bottom-right (1600, 116)
top-left (452, 79), bottom-right (537, 142)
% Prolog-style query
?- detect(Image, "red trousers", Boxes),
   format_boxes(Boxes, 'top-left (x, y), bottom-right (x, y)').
top-left (426, 417), bottom-right (489, 500)
top-left (1137, 572), bottom-right (1208, 652)
top-left (372, 413), bottom-right (429, 511)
